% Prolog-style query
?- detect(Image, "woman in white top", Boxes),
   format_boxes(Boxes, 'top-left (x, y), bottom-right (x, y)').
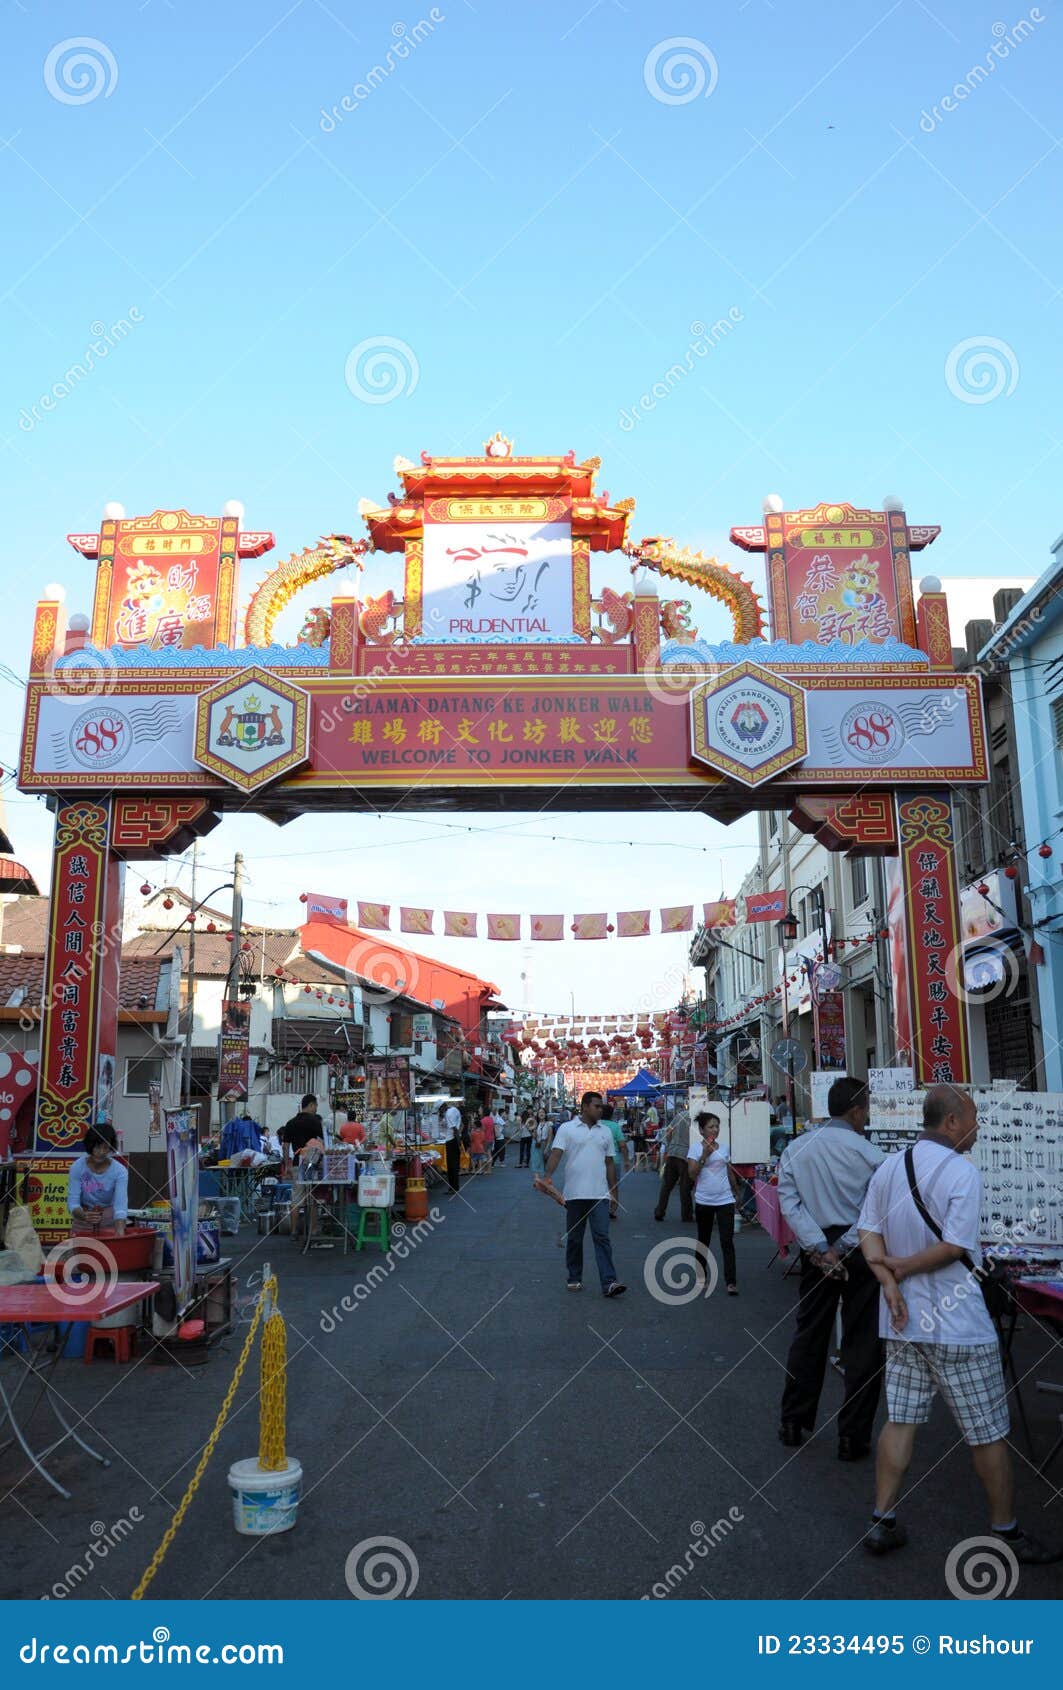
top-left (688, 1111), bottom-right (743, 1295)
top-left (530, 1113), bottom-right (553, 1177)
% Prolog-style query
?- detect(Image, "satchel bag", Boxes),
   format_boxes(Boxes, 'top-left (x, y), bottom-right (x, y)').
top-left (902, 1146), bottom-right (1010, 1323)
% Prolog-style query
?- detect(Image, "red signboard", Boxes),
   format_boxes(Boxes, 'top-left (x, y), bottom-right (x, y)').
top-left (219, 998), bottom-right (250, 1102)
top-left (814, 990), bottom-right (846, 1068)
top-left (763, 503), bottom-right (917, 649)
top-left (36, 801), bottom-right (113, 1151)
top-left (746, 891), bottom-right (787, 924)
top-left (308, 677), bottom-right (694, 788)
top-left (90, 510), bottom-right (239, 651)
top-left (895, 795), bottom-right (969, 1084)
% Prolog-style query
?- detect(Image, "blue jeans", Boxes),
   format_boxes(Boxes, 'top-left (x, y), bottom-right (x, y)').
top-left (564, 1199), bottom-right (617, 1290)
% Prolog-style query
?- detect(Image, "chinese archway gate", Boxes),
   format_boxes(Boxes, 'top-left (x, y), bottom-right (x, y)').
top-left (19, 441), bottom-right (985, 1151)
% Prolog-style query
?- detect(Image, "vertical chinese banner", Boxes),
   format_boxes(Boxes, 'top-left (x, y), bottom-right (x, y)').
top-left (89, 509), bottom-right (239, 651)
top-left (813, 989), bottom-right (847, 1068)
top-left (218, 998), bottom-right (250, 1102)
top-left (166, 1108), bottom-right (199, 1316)
top-left (894, 794), bottom-right (970, 1084)
top-left (35, 799), bottom-right (121, 1152)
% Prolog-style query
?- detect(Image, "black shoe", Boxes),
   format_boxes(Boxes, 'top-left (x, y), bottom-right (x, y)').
top-left (996, 1528), bottom-right (1063, 1565)
top-left (604, 1282), bottom-right (627, 1298)
top-left (653, 1213), bottom-right (664, 1222)
top-left (837, 1436), bottom-right (871, 1462)
top-left (778, 1422), bottom-right (804, 1447)
top-left (864, 1518), bottom-right (907, 1555)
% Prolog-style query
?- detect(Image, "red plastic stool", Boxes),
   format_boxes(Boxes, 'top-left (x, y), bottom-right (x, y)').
top-left (84, 1325), bottom-right (137, 1364)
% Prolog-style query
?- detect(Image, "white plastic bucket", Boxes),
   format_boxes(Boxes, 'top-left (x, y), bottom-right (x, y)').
top-left (227, 1457), bottom-right (302, 1535)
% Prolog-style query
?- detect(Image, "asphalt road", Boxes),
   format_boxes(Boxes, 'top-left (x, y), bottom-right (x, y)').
top-left (3, 1162), bottom-right (1061, 1601)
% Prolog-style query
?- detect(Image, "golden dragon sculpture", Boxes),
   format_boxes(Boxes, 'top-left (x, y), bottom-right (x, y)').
top-left (633, 540), bottom-right (766, 645)
top-left (243, 535), bottom-right (368, 648)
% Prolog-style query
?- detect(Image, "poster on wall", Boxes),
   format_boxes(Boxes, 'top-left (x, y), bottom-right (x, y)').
top-left (95, 1052), bottom-right (116, 1125)
top-left (165, 1108), bottom-right (199, 1316)
top-left (422, 497), bottom-right (574, 641)
top-left (365, 1055), bottom-right (411, 1111)
top-left (18, 1155), bottom-right (76, 1245)
top-left (219, 997), bottom-right (250, 1102)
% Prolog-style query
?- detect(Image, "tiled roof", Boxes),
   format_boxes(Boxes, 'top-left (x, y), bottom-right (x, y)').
top-left (0, 952), bottom-right (165, 1012)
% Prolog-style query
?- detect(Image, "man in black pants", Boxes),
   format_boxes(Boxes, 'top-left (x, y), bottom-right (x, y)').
top-left (776, 1076), bottom-right (885, 1460)
top-left (654, 1108), bottom-right (694, 1222)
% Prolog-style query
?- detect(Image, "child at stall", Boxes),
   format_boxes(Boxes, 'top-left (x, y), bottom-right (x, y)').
top-left (469, 1119), bottom-right (487, 1175)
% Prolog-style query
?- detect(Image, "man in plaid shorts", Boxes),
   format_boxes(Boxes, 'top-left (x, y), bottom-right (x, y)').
top-left (857, 1084), bottom-right (1060, 1563)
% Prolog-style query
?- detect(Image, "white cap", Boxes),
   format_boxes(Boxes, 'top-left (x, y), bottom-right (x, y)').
top-left (43, 582), bottom-right (66, 603)
top-left (762, 493), bottom-right (784, 514)
top-left (223, 499), bottom-right (245, 520)
top-left (881, 494), bottom-right (904, 513)
top-left (68, 612), bottom-right (91, 633)
top-left (102, 501), bottom-right (125, 520)
top-left (919, 575), bottom-right (942, 595)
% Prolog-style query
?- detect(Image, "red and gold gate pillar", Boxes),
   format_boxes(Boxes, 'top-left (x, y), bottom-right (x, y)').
top-left (34, 798), bottom-right (125, 1152)
top-left (891, 793), bottom-right (970, 1085)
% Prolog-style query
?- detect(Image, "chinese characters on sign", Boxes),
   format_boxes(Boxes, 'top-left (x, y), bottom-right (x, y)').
top-left (423, 502), bottom-right (575, 641)
top-left (896, 795), bottom-right (969, 1085)
top-left (35, 802), bottom-right (111, 1151)
top-left (764, 504), bottom-right (916, 649)
top-left (219, 998), bottom-right (250, 1102)
top-left (92, 511), bottom-right (238, 651)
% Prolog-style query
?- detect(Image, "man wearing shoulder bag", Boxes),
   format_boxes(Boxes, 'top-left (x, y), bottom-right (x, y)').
top-left (858, 1083), bottom-right (1061, 1563)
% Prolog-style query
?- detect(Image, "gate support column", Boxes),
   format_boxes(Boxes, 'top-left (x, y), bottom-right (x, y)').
top-left (891, 792), bottom-right (971, 1085)
top-left (34, 798), bottom-right (125, 1151)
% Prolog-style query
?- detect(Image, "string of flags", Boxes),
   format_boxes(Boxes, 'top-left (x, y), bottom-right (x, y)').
top-left (299, 891), bottom-right (791, 939)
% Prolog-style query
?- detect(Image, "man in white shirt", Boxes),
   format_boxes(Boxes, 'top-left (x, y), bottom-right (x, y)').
top-left (544, 1091), bottom-right (625, 1297)
top-left (859, 1084), bottom-right (1060, 1564)
top-left (439, 1101), bottom-right (463, 1197)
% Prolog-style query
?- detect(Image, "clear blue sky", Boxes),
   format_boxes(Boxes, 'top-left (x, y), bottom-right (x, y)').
top-left (2, 0), bottom-right (1059, 1011)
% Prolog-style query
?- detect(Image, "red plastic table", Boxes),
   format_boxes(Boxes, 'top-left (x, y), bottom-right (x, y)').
top-left (754, 1179), bottom-right (795, 1264)
top-left (0, 1280), bottom-right (158, 1499)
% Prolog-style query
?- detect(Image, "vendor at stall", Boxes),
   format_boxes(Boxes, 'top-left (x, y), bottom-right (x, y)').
top-left (67, 1123), bottom-right (128, 1235)
top-left (279, 1093), bottom-right (324, 1168)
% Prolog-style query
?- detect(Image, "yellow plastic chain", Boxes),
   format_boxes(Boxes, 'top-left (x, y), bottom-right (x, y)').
top-left (130, 1272), bottom-right (280, 1600)
top-left (258, 1289), bottom-right (287, 1471)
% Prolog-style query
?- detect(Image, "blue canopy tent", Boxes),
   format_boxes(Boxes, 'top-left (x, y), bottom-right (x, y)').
top-left (606, 1068), bottom-right (666, 1098)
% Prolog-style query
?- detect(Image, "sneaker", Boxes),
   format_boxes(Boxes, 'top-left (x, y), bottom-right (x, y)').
top-left (995, 1527), bottom-right (1063, 1564)
top-left (726, 1284), bottom-right (738, 1296)
top-left (566, 1281), bottom-right (582, 1292)
top-left (864, 1518), bottom-right (907, 1556)
top-left (778, 1422), bottom-right (804, 1447)
top-left (604, 1282), bottom-right (627, 1298)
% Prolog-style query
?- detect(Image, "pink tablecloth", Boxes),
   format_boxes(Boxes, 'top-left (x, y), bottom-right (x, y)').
top-left (754, 1180), bottom-right (795, 1254)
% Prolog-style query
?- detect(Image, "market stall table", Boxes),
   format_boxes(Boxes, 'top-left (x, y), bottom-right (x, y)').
top-left (753, 1178), bottom-right (796, 1268)
top-left (1005, 1277), bottom-right (1063, 1475)
top-left (0, 1280), bottom-right (159, 1498)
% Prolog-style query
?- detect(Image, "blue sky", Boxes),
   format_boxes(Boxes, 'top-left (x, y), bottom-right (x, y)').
top-left (2, 0), bottom-right (1060, 1011)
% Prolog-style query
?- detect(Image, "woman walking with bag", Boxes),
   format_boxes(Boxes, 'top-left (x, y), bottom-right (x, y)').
top-left (688, 1111), bottom-right (743, 1296)
top-left (531, 1112), bottom-right (553, 1177)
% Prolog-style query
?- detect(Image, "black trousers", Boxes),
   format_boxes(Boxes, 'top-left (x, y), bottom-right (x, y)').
top-left (444, 1136), bottom-right (461, 1193)
top-left (695, 1202), bottom-right (736, 1285)
top-left (655, 1155), bottom-right (694, 1222)
top-left (780, 1236), bottom-right (883, 1445)
top-left (518, 1137), bottom-right (531, 1166)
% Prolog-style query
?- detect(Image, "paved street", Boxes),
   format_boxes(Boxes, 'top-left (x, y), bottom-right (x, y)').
top-left (3, 1164), bottom-right (1061, 1602)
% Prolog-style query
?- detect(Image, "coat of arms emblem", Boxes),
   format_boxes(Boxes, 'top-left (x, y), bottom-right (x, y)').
top-left (216, 692), bottom-right (285, 753)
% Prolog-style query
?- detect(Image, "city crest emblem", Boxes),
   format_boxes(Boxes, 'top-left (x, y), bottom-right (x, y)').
top-left (217, 693), bottom-right (285, 754)
top-left (194, 667), bottom-right (311, 793)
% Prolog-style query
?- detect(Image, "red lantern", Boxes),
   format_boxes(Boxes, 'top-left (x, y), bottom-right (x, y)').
top-left (206, 921), bottom-right (217, 933)
top-left (976, 882), bottom-right (989, 897)
top-left (1039, 843), bottom-right (1052, 859)
top-left (1004, 866), bottom-right (1019, 880)
top-left (140, 882), bottom-right (151, 897)
top-left (162, 896), bottom-right (174, 911)
top-left (299, 892), bottom-right (308, 903)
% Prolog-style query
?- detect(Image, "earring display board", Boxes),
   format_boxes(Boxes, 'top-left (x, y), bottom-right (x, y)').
top-left (868, 1087), bottom-right (1063, 1249)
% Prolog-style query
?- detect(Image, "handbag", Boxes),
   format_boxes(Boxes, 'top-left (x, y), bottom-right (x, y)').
top-left (902, 1147), bottom-right (1010, 1323)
